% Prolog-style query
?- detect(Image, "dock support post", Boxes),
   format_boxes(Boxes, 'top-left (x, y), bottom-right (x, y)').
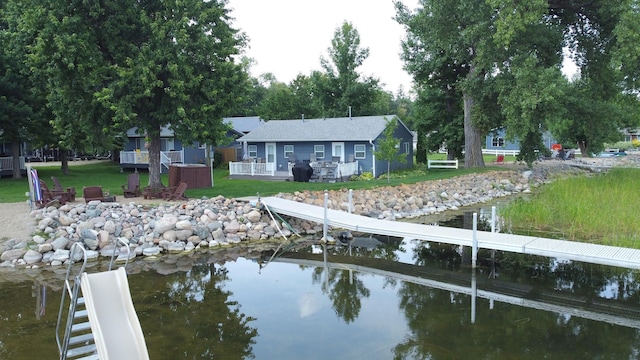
top-left (471, 269), bottom-right (477, 324)
top-left (472, 213), bottom-right (478, 268)
top-left (323, 191), bottom-right (328, 240)
top-left (490, 206), bottom-right (496, 277)
top-left (491, 206), bottom-right (496, 233)
top-left (348, 189), bottom-right (353, 214)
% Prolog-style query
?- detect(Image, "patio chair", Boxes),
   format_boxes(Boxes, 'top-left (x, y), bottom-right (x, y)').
top-left (83, 186), bottom-right (106, 203)
top-left (494, 155), bottom-right (505, 164)
top-left (37, 179), bottom-right (66, 208)
top-left (121, 173), bottom-right (141, 198)
top-left (51, 176), bottom-right (76, 202)
top-left (162, 181), bottom-right (188, 201)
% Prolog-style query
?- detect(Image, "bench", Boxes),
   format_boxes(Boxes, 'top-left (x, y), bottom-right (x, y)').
top-left (427, 159), bottom-right (459, 169)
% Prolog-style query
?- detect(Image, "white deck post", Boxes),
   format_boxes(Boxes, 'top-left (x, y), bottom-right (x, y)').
top-left (472, 213), bottom-right (478, 268)
top-left (348, 189), bottom-right (353, 214)
top-left (323, 191), bottom-right (328, 240)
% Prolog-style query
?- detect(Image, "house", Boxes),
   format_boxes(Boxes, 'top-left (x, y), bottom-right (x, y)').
top-left (485, 128), bottom-right (557, 154)
top-left (232, 115), bottom-right (414, 180)
top-left (216, 116), bottom-right (265, 163)
top-left (120, 117), bottom-right (266, 173)
top-left (119, 126), bottom-right (205, 173)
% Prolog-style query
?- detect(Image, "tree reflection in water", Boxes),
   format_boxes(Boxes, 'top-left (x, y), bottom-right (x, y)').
top-left (134, 263), bottom-right (258, 359)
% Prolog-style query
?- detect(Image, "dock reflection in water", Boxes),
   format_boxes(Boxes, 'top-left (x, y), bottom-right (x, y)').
top-left (2, 230), bottom-right (640, 359)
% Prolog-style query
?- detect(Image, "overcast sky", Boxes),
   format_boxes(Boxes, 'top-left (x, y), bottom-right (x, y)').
top-left (227, 0), bottom-right (420, 94)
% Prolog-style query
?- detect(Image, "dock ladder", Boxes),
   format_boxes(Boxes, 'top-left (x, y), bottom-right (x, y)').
top-left (55, 240), bottom-right (132, 360)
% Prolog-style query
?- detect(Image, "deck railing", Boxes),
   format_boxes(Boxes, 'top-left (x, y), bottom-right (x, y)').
top-left (119, 150), bottom-right (183, 165)
top-left (0, 156), bottom-right (25, 172)
top-left (230, 160), bottom-right (359, 178)
top-left (229, 161), bottom-right (276, 176)
top-left (336, 161), bottom-right (358, 178)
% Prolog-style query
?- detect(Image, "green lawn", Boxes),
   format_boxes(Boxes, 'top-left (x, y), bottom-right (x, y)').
top-left (0, 160), bottom-right (502, 203)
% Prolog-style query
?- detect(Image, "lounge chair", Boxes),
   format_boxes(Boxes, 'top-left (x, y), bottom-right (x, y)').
top-left (162, 181), bottom-right (188, 201)
top-left (51, 176), bottom-right (76, 202)
top-left (121, 173), bottom-right (141, 198)
top-left (83, 186), bottom-right (107, 203)
top-left (37, 180), bottom-right (66, 208)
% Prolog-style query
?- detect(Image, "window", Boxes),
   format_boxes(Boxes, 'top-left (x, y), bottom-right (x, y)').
top-left (492, 137), bottom-right (505, 147)
top-left (284, 145), bottom-right (294, 158)
top-left (314, 145), bottom-right (325, 159)
top-left (135, 138), bottom-right (145, 150)
top-left (404, 142), bottom-right (410, 154)
top-left (248, 145), bottom-right (257, 158)
top-left (354, 144), bottom-right (366, 159)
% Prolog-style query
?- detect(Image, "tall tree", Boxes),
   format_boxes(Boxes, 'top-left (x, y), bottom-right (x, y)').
top-left (317, 21), bottom-right (385, 117)
top-left (396, 0), bottom-right (497, 168)
top-left (490, 0), bottom-right (640, 158)
top-left (0, 0), bottom-right (49, 178)
top-left (26, 0), bottom-right (248, 186)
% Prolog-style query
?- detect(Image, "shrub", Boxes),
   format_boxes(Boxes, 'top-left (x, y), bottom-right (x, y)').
top-left (351, 172), bottom-right (374, 181)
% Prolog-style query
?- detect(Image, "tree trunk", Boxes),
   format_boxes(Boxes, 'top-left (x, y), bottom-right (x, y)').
top-left (11, 141), bottom-right (21, 179)
top-left (447, 149), bottom-right (456, 161)
top-left (577, 140), bottom-right (589, 158)
top-left (416, 128), bottom-right (427, 164)
top-left (463, 65), bottom-right (485, 168)
top-left (148, 127), bottom-right (163, 188)
top-left (60, 149), bottom-right (69, 175)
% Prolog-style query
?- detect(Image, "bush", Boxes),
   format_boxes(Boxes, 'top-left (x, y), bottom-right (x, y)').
top-left (351, 172), bottom-right (374, 181)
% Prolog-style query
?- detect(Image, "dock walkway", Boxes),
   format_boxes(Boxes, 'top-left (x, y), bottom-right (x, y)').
top-left (261, 196), bottom-right (640, 270)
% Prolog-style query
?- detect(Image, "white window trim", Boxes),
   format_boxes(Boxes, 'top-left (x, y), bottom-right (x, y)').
top-left (284, 145), bottom-right (294, 158)
top-left (248, 145), bottom-right (257, 158)
top-left (354, 144), bottom-right (366, 159)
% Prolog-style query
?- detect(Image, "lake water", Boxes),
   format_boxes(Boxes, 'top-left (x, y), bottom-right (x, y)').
top-left (1, 208), bottom-right (640, 359)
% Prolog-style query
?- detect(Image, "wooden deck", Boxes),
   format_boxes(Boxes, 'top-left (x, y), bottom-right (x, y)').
top-left (261, 196), bottom-right (640, 270)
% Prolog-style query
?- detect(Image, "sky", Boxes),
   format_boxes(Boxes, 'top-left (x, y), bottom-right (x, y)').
top-left (227, 0), bottom-right (420, 94)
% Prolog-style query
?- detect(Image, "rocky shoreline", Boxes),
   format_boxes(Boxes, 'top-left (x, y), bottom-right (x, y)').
top-left (0, 162), bottom-right (596, 270)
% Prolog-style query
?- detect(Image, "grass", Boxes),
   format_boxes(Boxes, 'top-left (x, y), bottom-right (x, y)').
top-left (0, 160), bottom-right (502, 203)
top-left (501, 167), bottom-right (640, 248)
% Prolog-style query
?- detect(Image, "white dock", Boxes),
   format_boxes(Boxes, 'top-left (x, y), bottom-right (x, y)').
top-left (261, 196), bottom-right (640, 270)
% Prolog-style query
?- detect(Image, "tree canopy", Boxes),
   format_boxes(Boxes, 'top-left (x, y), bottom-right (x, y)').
top-left (397, 0), bottom-right (640, 167)
top-left (10, 0), bottom-right (249, 185)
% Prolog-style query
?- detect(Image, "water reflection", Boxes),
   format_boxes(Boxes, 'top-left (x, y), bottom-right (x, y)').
top-left (2, 219), bottom-right (640, 358)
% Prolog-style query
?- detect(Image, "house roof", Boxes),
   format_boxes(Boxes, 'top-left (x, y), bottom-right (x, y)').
top-left (237, 115), bottom-right (402, 142)
top-left (223, 116), bottom-right (264, 134)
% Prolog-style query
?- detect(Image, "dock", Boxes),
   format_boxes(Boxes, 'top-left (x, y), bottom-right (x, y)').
top-left (261, 196), bottom-right (640, 270)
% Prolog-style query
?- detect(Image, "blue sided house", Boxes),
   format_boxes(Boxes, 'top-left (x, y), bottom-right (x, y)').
top-left (119, 126), bottom-right (206, 173)
top-left (485, 128), bottom-right (558, 152)
top-left (233, 115), bottom-right (413, 181)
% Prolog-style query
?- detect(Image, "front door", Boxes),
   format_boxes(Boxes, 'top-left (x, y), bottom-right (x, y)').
top-left (332, 142), bottom-right (344, 162)
top-left (265, 143), bottom-right (276, 163)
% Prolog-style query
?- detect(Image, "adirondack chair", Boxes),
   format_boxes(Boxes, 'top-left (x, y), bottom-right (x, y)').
top-left (162, 181), bottom-right (188, 201)
top-left (494, 154), bottom-right (505, 164)
top-left (37, 180), bottom-right (66, 208)
top-left (51, 176), bottom-right (76, 202)
top-left (83, 186), bottom-right (107, 203)
top-left (121, 173), bottom-right (141, 198)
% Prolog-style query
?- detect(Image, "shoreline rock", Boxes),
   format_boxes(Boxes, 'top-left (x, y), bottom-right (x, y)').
top-left (0, 163), bottom-right (591, 270)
